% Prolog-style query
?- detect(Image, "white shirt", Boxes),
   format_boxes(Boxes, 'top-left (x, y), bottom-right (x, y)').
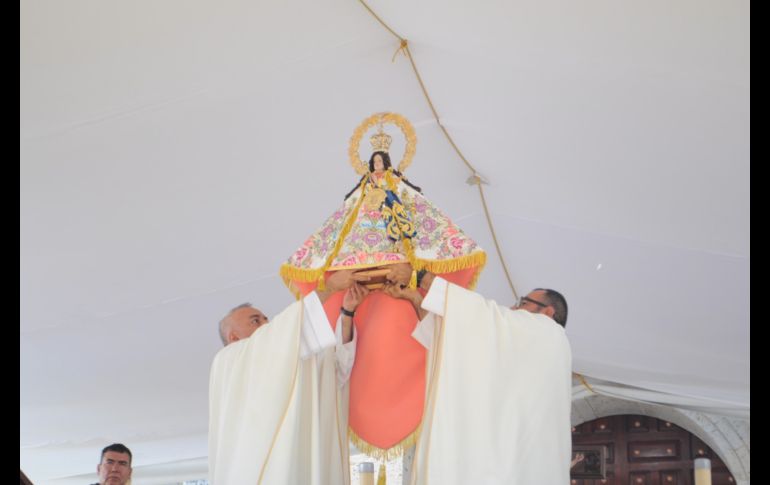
top-left (299, 291), bottom-right (356, 386)
top-left (411, 276), bottom-right (449, 349)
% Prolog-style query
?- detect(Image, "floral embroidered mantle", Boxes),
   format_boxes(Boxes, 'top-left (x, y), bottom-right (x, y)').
top-left (281, 172), bottom-right (486, 290)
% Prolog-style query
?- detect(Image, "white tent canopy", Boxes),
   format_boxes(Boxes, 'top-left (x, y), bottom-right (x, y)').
top-left (20, 0), bottom-right (749, 483)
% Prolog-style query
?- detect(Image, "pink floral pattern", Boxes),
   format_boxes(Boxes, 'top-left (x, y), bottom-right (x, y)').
top-left (286, 181), bottom-right (481, 270)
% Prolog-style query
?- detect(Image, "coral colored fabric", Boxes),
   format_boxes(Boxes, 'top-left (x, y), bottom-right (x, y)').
top-left (292, 267), bottom-right (477, 451)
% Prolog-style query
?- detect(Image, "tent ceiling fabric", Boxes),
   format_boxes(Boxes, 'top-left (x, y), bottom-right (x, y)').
top-left (21, 0), bottom-right (749, 482)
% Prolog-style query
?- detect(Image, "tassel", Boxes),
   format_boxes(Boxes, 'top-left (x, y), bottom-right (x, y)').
top-left (349, 425), bottom-right (421, 461)
top-left (409, 269), bottom-right (417, 289)
top-left (377, 462), bottom-right (387, 485)
top-left (314, 177), bottom-right (369, 289)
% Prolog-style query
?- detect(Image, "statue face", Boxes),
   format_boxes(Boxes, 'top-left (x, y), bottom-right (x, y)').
top-left (373, 154), bottom-right (385, 173)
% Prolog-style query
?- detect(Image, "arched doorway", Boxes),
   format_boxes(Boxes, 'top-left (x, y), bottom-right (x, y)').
top-left (571, 415), bottom-right (737, 484)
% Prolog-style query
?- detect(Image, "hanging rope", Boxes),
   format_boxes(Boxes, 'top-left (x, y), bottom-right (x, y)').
top-left (356, 0), bottom-right (518, 300)
top-left (573, 372), bottom-right (597, 394)
top-left (391, 39), bottom-right (408, 62)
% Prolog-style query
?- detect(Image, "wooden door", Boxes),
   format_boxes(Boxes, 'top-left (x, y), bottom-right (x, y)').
top-left (571, 415), bottom-right (736, 485)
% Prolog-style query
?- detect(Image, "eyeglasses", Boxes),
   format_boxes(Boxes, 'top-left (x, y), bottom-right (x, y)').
top-left (517, 296), bottom-right (548, 308)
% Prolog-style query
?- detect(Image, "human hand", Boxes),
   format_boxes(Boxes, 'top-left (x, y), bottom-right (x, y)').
top-left (326, 269), bottom-right (371, 292)
top-left (382, 282), bottom-right (421, 302)
top-left (570, 452), bottom-right (585, 468)
top-left (386, 262), bottom-right (413, 286)
top-left (383, 282), bottom-right (426, 320)
top-left (342, 283), bottom-right (370, 312)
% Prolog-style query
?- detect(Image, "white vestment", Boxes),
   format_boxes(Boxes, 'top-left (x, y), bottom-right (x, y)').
top-left (208, 293), bottom-right (351, 485)
top-left (410, 278), bottom-right (572, 485)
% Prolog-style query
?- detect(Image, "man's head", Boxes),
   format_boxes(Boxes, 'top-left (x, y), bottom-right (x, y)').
top-left (512, 288), bottom-right (568, 327)
top-left (96, 443), bottom-right (132, 485)
top-left (218, 303), bottom-right (269, 346)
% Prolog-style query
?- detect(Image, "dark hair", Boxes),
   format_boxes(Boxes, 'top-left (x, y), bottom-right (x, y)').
top-left (100, 443), bottom-right (132, 465)
top-left (368, 151), bottom-right (392, 172)
top-left (344, 151), bottom-right (422, 200)
top-left (534, 288), bottom-right (568, 327)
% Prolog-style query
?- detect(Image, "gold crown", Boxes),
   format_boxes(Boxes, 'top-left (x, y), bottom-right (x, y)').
top-left (369, 124), bottom-right (392, 153)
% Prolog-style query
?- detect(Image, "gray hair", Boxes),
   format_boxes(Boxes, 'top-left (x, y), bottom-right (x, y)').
top-left (218, 302), bottom-right (253, 346)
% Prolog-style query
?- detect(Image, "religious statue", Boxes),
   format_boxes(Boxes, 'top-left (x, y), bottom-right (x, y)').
top-left (280, 112), bottom-right (486, 459)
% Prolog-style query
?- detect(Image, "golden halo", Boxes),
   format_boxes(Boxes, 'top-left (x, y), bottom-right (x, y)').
top-left (348, 112), bottom-right (417, 176)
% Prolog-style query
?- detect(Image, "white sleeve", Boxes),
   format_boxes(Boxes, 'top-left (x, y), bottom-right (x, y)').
top-left (298, 292), bottom-right (336, 360)
top-left (421, 276), bottom-right (448, 316)
top-left (335, 318), bottom-right (356, 386)
top-left (411, 276), bottom-right (448, 349)
top-left (411, 312), bottom-right (437, 349)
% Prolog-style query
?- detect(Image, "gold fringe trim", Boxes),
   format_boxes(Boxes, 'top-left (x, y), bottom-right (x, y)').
top-left (419, 250), bottom-right (486, 277)
top-left (280, 251), bottom-right (488, 296)
top-left (348, 424), bottom-right (421, 462)
top-left (466, 253), bottom-right (486, 290)
top-left (280, 263), bottom-right (325, 283)
top-left (278, 264), bottom-right (323, 300)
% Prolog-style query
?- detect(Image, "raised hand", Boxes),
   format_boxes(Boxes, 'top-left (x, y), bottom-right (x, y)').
top-left (385, 262), bottom-right (413, 286)
top-left (326, 269), bottom-right (371, 292)
top-left (382, 282), bottom-right (419, 301)
top-left (343, 283), bottom-right (370, 312)
top-left (383, 282), bottom-right (426, 320)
